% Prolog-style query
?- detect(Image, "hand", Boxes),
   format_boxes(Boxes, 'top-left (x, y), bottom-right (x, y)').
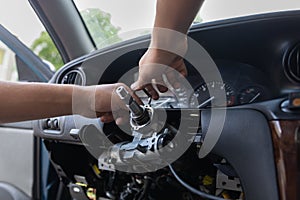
top-left (74, 83), bottom-right (139, 125)
top-left (131, 48), bottom-right (187, 100)
top-left (95, 83), bottom-right (142, 125)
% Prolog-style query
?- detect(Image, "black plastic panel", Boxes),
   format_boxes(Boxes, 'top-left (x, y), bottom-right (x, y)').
top-left (201, 109), bottom-right (278, 200)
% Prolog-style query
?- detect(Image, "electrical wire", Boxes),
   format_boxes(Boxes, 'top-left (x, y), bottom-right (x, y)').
top-left (168, 164), bottom-right (228, 200)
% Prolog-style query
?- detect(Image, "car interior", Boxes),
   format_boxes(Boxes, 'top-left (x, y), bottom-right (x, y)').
top-left (0, 0), bottom-right (300, 200)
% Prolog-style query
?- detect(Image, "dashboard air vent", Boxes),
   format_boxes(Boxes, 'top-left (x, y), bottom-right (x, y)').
top-left (284, 43), bottom-right (300, 83)
top-left (61, 70), bottom-right (85, 85)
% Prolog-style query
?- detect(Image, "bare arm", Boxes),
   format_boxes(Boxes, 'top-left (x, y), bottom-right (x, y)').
top-left (0, 81), bottom-right (128, 123)
top-left (132, 0), bottom-right (204, 98)
top-left (154, 0), bottom-right (204, 33)
top-left (0, 81), bottom-right (73, 123)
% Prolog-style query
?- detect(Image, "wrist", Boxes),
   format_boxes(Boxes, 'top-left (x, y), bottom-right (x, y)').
top-left (150, 27), bottom-right (188, 57)
top-left (72, 85), bottom-right (97, 118)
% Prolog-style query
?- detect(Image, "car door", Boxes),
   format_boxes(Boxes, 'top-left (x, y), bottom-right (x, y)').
top-left (0, 24), bottom-right (54, 198)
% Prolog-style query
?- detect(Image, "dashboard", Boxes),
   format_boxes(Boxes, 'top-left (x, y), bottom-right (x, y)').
top-left (76, 12), bottom-right (300, 110)
top-left (56, 51), bottom-right (276, 112)
top-left (36, 10), bottom-right (300, 144)
top-left (91, 52), bottom-right (276, 110)
top-left (34, 11), bottom-right (300, 200)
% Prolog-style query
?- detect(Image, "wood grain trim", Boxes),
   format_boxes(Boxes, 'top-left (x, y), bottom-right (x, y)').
top-left (270, 120), bottom-right (300, 200)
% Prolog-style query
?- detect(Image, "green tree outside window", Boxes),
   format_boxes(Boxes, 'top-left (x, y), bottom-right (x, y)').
top-left (31, 8), bottom-right (121, 71)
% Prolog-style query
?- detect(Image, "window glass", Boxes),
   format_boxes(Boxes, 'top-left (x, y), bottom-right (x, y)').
top-left (0, 2), bottom-right (44, 48)
top-left (73, 0), bottom-right (156, 49)
top-left (74, 0), bottom-right (300, 49)
top-left (201, 0), bottom-right (300, 22)
top-left (0, 42), bottom-right (18, 81)
top-left (0, 1), bottom-right (63, 71)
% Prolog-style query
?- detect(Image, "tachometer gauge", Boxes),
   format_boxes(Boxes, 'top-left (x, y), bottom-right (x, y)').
top-left (190, 81), bottom-right (235, 108)
top-left (238, 86), bottom-right (264, 104)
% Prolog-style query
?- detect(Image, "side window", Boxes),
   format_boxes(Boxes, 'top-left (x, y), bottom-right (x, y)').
top-left (0, 41), bottom-right (18, 82)
top-left (0, 24), bottom-right (56, 83)
top-left (0, 1), bottom-right (63, 198)
top-left (30, 31), bottom-right (64, 71)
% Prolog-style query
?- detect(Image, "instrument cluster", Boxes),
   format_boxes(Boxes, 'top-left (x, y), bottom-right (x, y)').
top-left (189, 81), bottom-right (269, 108)
top-left (140, 82), bottom-right (269, 109)
top-left (139, 61), bottom-right (272, 109)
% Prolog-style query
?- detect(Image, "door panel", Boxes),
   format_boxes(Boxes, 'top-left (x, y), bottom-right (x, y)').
top-left (0, 126), bottom-right (33, 197)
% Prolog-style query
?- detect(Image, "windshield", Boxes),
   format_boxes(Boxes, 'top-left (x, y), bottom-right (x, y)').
top-left (73, 0), bottom-right (300, 50)
top-left (73, 0), bottom-right (156, 49)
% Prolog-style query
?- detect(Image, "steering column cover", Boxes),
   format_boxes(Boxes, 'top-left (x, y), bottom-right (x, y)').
top-left (201, 109), bottom-right (278, 200)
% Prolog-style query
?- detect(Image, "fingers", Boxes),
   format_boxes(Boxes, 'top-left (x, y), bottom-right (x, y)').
top-left (98, 112), bottom-right (114, 123)
top-left (101, 115), bottom-right (127, 125)
top-left (152, 76), bottom-right (168, 93)
top-left (95, 83), bottom-right (140, 125)
top-left (131, 74), bottom-right (168, 100)
top-left (132, 81), bottom-right (166, 100)
top-left (99, 111), bottom-right (129, 125)
top-left (144, 84), bottom-right (159, 100)
top-left (132, 55), bottom-right (188, 99)
top-left (157, 84), bottom-right (168, 93)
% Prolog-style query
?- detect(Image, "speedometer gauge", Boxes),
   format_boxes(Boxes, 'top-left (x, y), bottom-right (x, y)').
top-left (190, 81), bottom-right (235, 108)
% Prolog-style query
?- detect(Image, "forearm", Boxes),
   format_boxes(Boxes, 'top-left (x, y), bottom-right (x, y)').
top-left (155, 0), bottom-right (204, 33)
top-left (134, 0), bottom-right (203, 97)
top-left (0, 81), bottom-right (74, 123)
top-left (150, 0), bottom-right (204, 55)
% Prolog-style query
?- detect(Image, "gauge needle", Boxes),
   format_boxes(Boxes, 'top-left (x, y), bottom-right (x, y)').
top-left (197, 96), bottom-right (215, 108)
top-left (249, 92), bottom-right (261, 103)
